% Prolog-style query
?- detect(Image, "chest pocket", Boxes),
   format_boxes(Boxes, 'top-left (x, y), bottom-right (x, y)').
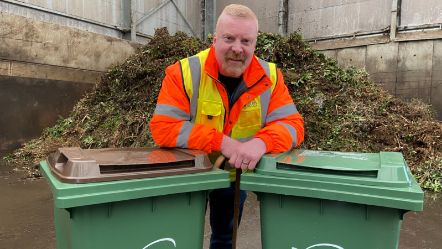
top-left (233, 97), bottom-right (262, 139)
top-left (196, 99), bottom-right (224, 131)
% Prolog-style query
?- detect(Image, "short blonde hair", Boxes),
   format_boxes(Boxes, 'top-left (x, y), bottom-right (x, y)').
top-left (216, 4), bottom-right (258, 31)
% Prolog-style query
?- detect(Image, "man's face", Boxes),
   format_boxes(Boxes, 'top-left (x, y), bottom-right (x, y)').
top-left (213, 14), bottom-right (258, 78)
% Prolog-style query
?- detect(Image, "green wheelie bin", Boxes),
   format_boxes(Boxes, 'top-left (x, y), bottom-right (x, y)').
top-left (40, 147), bottom-right (230, 249)
top-left (241, 149), bottom-right (424, 249)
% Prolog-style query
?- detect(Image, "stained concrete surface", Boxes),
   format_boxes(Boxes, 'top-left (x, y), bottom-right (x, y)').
top-left (0, 76), bottom-right (93, 153)
top-left (0, 163), bottom-right (55, 249)
top-left (0, 12), bottom-right (137, 72)
top-left (0, 160), bottom-right (441, 249)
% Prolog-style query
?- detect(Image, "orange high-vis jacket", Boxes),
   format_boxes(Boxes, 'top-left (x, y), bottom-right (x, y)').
top-left (149, 46), bottom-right (304, 154)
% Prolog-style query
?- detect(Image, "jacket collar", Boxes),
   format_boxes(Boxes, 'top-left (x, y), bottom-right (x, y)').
top-left (204, 46), bottom-right (267, 87)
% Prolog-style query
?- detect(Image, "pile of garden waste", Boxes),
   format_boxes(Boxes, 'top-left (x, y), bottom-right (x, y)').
top-left (6, 28), bottom-right (441, 192)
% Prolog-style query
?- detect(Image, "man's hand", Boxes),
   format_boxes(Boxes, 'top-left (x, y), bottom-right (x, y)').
top-left (228, 138), bottom-right (267, 170)
top-left (220, 135), bottom-right (242, 159)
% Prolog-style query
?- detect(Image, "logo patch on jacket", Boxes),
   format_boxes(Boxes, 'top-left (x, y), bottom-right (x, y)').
top-left (244, 99), bottom-right (258, 109)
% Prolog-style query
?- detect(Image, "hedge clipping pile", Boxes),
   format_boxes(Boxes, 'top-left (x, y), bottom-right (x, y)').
top-left (6, 28), bottom-right (442, 192)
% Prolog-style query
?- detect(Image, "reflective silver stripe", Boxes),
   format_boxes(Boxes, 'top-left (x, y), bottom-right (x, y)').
top-left (154, 104), bottom-right (190, 120)
top-left (188, 56), bottom-right (201, 121)
top-left (258, 58), bottom-right (272, 127)
top-left (276, 121), bottom-right (297, 149)
top-left (260, 89), bottom-right (271, 127)
top-left (258, 58), bottom-right (270, 77)
top-left (266, 104), bottom-right (298, 123)
top-left (176, 122), bottom-right (193, 148)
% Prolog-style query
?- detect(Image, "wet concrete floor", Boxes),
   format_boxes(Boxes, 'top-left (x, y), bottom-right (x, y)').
top-left (0, 160), bottom-right (440, 249)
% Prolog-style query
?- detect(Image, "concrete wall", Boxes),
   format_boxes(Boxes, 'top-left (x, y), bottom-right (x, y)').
top-left (5, 0), bottom-right (441, 41)
top-left (0, 0), bottom-right (205, 41)
top-left (137, 0), bottom-right (202, 37)
top-left (0, 0), bottom-right (126, 38)
top-left (0, 76), bottom-right (92, 153)
top-left (289, 0), bottom-right (392, 39)
top-left (0, 11), bottom-right (138, 154)
top-left (401, 0), bottom-right (442, 27)
top-left (216, 0), bottom-right (280, 33)
top-left (8, 0), bottom-right (125, 27)
top-left (319, 39), bottom-right (442, 120)
top-left (0, 12), bottom-right (136, 72)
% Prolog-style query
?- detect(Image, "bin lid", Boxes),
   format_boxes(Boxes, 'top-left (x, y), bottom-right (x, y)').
top-left (242, 150), bottom-right (424, 211)
top-left (48, 147), bottom-right (213, 183)
top-left (267, 150), bottom-right (409, 187)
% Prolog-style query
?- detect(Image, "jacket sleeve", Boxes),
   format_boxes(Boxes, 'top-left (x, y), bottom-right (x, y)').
top-left (255, 69), bottom-right (305, 153)
top-left (149, 62), bottom-right (224, 153)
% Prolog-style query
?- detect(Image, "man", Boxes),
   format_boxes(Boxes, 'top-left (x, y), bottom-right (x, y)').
top-left (149, 4), bottom-right (304, 249)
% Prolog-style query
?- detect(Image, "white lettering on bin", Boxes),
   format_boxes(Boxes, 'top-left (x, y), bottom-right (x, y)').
top-left (142, 238), bottom-right (177, 248)
top-left (291, 243), bottom-right (344, 249)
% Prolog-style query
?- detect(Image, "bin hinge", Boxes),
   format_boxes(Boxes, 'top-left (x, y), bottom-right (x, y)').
top-left (151, 197), bottom-right (156, 212)
top-left (399, 209), bottom-right (408, 220)
top-left (67, 208), bottom-right (74, 219)
top-left (365, 205), bottom-right (369, 220)
top-left (107, 203), bottom-right (113, 218)
top-left (319, 200), bottom-right (324, 216)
